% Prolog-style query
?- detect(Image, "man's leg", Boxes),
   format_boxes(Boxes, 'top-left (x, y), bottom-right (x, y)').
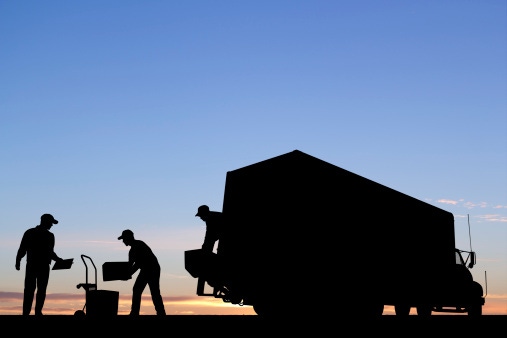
top-left (23, 268), bottom-right (36, 316)
top-left (131, 274), bottom-right (147, 315)
top-left (34, 265), bottom-right (50, 315)
top-left (148, 270), bottom-right (165, 316)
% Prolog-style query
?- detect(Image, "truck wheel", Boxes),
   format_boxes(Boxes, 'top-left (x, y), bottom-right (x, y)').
top-left (468, 304), bottom-right (482, 317)
top-left (395, 304), bottom-right (410, 317)
top-left (416, 305), bottom-right (432, 317)
top-left (74, 310), bottom-right (85, 317)
top-left (253, 302), bottom-right (271, 318)
top-left (364, 304), bottom-right (384, 317)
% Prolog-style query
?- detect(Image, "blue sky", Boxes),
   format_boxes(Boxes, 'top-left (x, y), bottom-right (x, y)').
top-left (1, 1), bottom-right (506, 315)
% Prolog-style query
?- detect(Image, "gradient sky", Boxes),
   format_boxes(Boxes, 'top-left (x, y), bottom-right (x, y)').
top-left (1, 1), bottom-right (506, 316)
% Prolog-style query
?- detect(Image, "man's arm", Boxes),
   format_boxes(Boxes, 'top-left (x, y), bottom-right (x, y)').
top-left (202, 235), bottom-right (215, 252)
top-left (51, 251), bottom-right (63, 262)
top-left (128, 249), bottom-right (139, 276)
top-left (49, 232), bottom-right (62, 262)
top-left (202, 225), bottom-right (219, 252)
top-left (130, 264), bottom-right (139, 276)
top-left (15, 231), bottom-right (28, 270)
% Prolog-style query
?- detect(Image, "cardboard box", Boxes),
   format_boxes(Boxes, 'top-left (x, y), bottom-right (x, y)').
top-left (102, 261), bottom-right (131, 281)
top-left (184, 249), bottom-right (219, 278)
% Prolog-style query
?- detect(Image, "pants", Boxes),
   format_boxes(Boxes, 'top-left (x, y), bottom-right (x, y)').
top-left (23, 262), bottom-right (50, 315)
top-left (131, 266), bottom-right (166, 315)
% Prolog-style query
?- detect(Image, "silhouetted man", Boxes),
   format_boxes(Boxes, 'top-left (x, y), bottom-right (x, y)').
top-left (195, 205), bottom-right (224, 254)
top-left (195, 205), bottom-right (225, 294)
top-left (15, 213), bottom-right (64, 316)
top-left (118, 229), bottom-right (166, 316)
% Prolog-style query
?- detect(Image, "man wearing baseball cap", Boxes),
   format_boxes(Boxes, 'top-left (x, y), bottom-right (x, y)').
top-left (194, 205), bottom-right (225, 295)
top-left (118, 229), bottom-right (166, 316)
top-left (15, 213), bottom-right (64, 316)
top-left (195, 205), bottom-right (224, 254)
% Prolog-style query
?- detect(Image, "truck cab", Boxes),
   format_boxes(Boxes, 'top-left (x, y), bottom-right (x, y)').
top-left (403, 248), bottom-right (485, 317)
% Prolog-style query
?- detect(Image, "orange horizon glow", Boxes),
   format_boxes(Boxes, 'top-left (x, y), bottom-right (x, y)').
top-left (0, 291), bottom-right (505, 316)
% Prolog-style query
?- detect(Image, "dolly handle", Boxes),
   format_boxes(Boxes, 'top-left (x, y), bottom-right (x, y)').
top-left (80, 254), bottom-right (98, 288)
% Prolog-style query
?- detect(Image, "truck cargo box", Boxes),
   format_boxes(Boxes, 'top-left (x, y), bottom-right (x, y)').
top-left (217, 150), bottom-right (456, 309)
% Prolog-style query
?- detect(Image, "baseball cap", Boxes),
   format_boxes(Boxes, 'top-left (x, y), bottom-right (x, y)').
top-left (118, 229), bottom-right (134, 240)
top-left (195, 205), bottom-right (209, 217)
top-left (41, 214), bottom-right (58, 224)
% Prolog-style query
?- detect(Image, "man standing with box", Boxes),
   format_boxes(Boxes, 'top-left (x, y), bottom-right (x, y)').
top-left (118, 229), bottom-right (166, 316)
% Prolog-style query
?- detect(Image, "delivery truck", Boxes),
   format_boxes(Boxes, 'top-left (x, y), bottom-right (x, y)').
top-left (185, 150), bottom-right (485, 318)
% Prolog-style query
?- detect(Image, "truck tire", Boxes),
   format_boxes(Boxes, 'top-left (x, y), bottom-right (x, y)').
top-left (253, 301), bottom-right (277, 318)
top-left (74, 309), bottom-right (85, 317)
top-left (394, 304), bottom-right (410, 317)
top-left (467, 281), bottom-right (483, 317)
top-left (364, 303), bottom-right (384, 317)
top-left (468, 304), bottom-right (482, 317)
top-left (416, 305), bottom-right (432, 317)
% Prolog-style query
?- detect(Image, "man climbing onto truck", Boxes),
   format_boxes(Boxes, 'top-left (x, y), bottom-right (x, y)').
top-left (194, 205), bottom-right (225, 295)
top-left (195, 205), bottom-right (224, 254)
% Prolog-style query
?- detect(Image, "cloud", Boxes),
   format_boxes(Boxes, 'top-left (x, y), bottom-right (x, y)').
top-left (0, 291), bottom-right (201, 304)
top-left (437, 199), bottom-right (459, 205)
top-left (463, 201), bottom-right (488, 209)
top-left (0, 292), bottom-right (23, 301)
top-left (437, 199), bottom-right (507, 214)
top-left (477, 214), bottom-right (507, 223)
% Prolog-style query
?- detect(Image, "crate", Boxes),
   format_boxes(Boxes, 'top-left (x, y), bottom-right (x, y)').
top-left (86, 290), bottom-right (119, 317)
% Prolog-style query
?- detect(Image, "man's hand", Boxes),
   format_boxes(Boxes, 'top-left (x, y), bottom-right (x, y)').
top-left (15, 262), bottom-right (20, 271)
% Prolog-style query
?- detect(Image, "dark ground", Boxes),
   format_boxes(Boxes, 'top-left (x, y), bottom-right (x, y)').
top-left (1, 315), bottom-right (505, 336)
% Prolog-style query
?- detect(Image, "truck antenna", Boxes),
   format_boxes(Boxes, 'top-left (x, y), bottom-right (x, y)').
top-left (467, 214), bottom-right (476, 268)
top-left (468, 214), bottom-right (473, 252)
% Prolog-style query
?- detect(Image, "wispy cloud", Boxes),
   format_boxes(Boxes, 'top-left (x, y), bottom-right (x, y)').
top-left (435, 198), bottom-right (493, 209)
top-left (0, 292), bottom-right (22, 301)
top-left (0, 292), bottom-right (224, 305)
top-left (437, 199), bottom-right (459, 205)
top-left (436, 199), bottom-right (488, 209)
top-left (463, 201), bottom-right (488, 209)
top-left (477, 214), bottom-right (507, 223)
